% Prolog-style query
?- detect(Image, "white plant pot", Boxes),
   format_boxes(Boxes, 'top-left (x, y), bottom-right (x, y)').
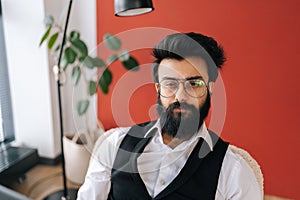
top-left (63, 134), bottom-right (91, 184)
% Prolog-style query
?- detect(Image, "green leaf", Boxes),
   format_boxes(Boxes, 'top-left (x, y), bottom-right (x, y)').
top-left (104, 33), bottom-right (121, 51)
top-left (43, 15), bottom-right (54, 26)
top-left (78, 56), bottom-right (86, 62)
top-left (82, 56), bottom-right (95, 69)
top-left (102, 69), bottom-right (113, 85)
top-left (99, 69), bottom-right (112, 94)
top-left (122, 56), bottom-right (139, 71)
top-left (107, 54), bottom-right (118, 65)
top-left (71, 66), bottom-right (81, 86)
top-left (100, 82), bottom-right (109, 94)
top-left (77, 100), bottom-right (89, 116)
top-left (118, 49), bottom-right (130, 61)
top-left (69, 30), bottom-right (80, 42)
top-left (54, 44), bottom-right (61, 52)
top-left (71, 39), bottom-right (88, 57)
top-left (48, 32), bottom-right (59, 49)
top-left (39, 25), bottom-right (52, 46)
top-left (65, 47), bottom-right (77, 64)
top-left (93, 57), bottom-right (105, 67)
top-left (60, 53), bottom-right (68, 70)
top-left (82, 56), bottom-right (105, 69)
top-left (89, 80), bottom-right (97, 96)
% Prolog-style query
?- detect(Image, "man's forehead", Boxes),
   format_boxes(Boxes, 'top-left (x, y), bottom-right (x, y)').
top-left (158, 57), bottom-right (209, 81)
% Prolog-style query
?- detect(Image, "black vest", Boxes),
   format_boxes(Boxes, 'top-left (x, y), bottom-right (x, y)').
top-left (108, 121), bottom-right (229, 200)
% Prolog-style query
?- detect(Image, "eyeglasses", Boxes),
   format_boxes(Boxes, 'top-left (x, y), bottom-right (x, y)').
top-left (158, 78), bottom-right (208, 98)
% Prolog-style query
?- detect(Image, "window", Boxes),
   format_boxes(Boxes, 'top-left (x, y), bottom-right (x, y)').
top-left (0, 0), bottom-right (15, 145)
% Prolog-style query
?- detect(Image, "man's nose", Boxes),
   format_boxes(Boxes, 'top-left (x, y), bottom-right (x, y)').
top-left (174, 83), bottom-right (188, 101)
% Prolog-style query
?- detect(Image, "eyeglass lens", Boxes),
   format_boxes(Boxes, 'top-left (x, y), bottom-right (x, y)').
top-left (159, 79), bottom-right (207, 98)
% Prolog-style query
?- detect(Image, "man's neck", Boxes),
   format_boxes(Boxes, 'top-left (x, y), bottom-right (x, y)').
top-left (162, 132), bottom-right (191, 149)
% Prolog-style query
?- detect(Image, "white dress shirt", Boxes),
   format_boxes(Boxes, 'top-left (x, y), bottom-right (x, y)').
top-left (77, 120), bottom-right (262, 200)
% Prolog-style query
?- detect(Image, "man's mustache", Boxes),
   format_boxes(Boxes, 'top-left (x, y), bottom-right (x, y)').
top-left (166, 101), bottom-right (198, 112)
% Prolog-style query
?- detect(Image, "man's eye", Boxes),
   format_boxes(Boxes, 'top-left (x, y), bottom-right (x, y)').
top-left (190, 80), bottom-right (204, 87)
top-left (165, 82), bottom-right (177, 87)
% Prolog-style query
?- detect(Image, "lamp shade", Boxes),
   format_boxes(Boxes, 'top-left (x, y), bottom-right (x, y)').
top-left (114, 0), bottom-right (154, 16)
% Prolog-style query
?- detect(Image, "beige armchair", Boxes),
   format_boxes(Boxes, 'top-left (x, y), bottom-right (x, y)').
top-left (229, 145), bottom-right (264, 198)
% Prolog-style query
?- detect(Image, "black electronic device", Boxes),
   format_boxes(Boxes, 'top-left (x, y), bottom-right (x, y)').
top-left (0, 146), bottom-right (39, 185)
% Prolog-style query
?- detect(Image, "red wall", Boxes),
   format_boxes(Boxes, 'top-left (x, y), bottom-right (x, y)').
top-left (96, 0), bottom-right (300, 198)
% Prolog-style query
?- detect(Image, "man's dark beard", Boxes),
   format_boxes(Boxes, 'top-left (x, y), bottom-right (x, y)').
top-left (157, 93), bottom-right (211, 140)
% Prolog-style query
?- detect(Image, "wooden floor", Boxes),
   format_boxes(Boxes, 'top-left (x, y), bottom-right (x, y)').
top-left (5, 164), bottom-right (293, 200)
top-left (6, 164), bottom-right (81, 200)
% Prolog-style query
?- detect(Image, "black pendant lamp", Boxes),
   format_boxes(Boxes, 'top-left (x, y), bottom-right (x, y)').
top-left (114, 0), bottom-right (154, 16)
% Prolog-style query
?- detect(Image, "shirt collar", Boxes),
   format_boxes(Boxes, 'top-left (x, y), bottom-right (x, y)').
top-left (144, 119), bottom-right (214, 151)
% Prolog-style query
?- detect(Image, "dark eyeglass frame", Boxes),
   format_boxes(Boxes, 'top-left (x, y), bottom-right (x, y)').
top-left (157, 77), bottom-right (208, 98)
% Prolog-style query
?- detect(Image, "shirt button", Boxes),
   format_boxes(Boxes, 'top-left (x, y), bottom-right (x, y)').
top-left (160, 179), bottom-right (165, 185)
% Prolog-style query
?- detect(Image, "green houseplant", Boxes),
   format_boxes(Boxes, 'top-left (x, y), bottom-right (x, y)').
top-left (39, 13), bottom-right (140, 148)
top-left (40, 14), bottom-right (139, 116)
top-left (39, 15), bottom-right (139, 184)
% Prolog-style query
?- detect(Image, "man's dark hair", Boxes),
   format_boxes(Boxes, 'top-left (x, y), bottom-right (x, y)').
top-left (152, 32), bottom-right (226, 82)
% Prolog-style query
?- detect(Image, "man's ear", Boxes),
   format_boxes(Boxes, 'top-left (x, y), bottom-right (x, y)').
top-left (155, 83), bottom-right (159, 92)
top-left (208, 82), bottom-right (214, 94)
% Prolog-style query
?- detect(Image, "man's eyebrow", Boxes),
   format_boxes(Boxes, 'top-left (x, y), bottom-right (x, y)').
top-left (185, 76), bottom-right (204, 80)
top-left (161, 77), bottom-right (177, 81)
top-left (161, 76), bottom-right (204, 81)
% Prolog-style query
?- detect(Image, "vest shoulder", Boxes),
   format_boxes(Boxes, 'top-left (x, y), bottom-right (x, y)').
top-left (207, 129), bottom-right (229, 147)
top-left (132, 120), bottom-right (157, 128)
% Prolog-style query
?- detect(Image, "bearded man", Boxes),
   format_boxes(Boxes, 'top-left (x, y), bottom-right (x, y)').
top-left (77, 32), bottom-right (262, 200)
